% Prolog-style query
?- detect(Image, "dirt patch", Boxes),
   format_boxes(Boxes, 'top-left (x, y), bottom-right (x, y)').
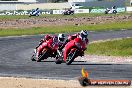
top-left (77, 55), bottom-right (132, 64)
top-left (0, 15), bottom-right (132, 29)
top-left (0, 77), bottom-right (131, 88)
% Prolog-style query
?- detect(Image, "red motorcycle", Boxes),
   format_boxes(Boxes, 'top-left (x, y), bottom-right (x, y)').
top-left (56, 37), bottom-right (87, 65)
top-left (31, 36), bottom-right (58, 62)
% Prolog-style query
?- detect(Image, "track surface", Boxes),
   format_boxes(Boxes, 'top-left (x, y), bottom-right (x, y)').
top-left (0, 30), bottom-right (132, 80)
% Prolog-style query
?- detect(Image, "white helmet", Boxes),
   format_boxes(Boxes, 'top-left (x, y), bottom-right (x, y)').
top-left (80, 30), bottom-right (88, 39)
top-left (58, 34), bottom-right (65, 42)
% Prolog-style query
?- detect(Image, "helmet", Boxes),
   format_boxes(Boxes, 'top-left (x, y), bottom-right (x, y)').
top-left (44, 35), bottom-right (51, 41)
top-left (58, 34), bottom-right (65, 42)
top-left (80, 30), bottom-right (88, 39)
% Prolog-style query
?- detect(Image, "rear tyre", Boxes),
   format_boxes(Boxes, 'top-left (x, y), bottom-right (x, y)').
top-left (105, 11), bottom-right (108, 14)
top-left (113, 10), bottom-right (117, 14)
top-left (55, 59), bottom-right (62, 64)
top-left (55, 53), bottom-right (62, 64)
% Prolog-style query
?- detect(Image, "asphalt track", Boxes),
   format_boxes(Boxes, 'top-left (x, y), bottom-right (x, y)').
top-left (0, 30), bottom-right (132, 80)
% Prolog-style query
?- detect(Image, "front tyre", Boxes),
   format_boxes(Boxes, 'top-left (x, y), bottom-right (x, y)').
top-left (55, 52), bottom-right (62, 64)
top-left (66, 49), bottom-right (77, 65)
top-left (31, 54), bottom-right (36, 61)
top-left (37, 49), bottom-right (48, 62)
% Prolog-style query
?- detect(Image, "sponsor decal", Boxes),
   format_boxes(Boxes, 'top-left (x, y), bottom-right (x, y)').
top-left (78, 67), bottom-right (131, 86)
top-left (0, 10), bottom-right (52, 15)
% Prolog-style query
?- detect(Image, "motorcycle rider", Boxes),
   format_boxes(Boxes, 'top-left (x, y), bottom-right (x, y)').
top-left (35, 35), bottom-right (54, 59)
top-left (67, 30), bottom-right (89, 56)
top-left (112, 6), bottom-right (116, 9)
top-left (58, 34), bottom-right (66, 49)
top-left (57, 33), bottom-right (66, 57)
top-left (68, 30), bottom-right (89, 44)
top-left (106, 8), bottom-right (110, 11)
top-left (40, 35), bottom-right (52, 45)
top-left (35, 35), bottom-right (52, 50)
top-left (57, 30), bottom-right (89, 57)
top-left (30, 8), bottom-right (40, 17)
top-left (61, 30), bottom-right (89, 64)
top-left (111, 6), bottom-right (116, 13)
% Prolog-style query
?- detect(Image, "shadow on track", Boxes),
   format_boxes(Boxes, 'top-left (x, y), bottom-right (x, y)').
top-left (70, 63), bottom-right (113, 65)
top-left (37, 61), bottom-right (55, 62)
top-left (33, 60), bottom-right (127, 66)
top-left (70, 61), bottom-right (126, 65)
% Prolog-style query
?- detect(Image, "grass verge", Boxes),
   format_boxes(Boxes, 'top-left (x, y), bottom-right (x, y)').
top-left (0, 13), bottom-right (131, 20)
top-left (0, 20), bottom-right (132, 36)
top-left (86, 38), bottom-right (132, 56)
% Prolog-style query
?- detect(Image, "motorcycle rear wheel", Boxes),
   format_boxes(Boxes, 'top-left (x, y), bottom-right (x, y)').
top-left (55, 52), bottom-right (63, 64)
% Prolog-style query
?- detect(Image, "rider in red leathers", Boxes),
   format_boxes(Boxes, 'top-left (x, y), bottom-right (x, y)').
top-left (65, 30), bottom-right (89, 56)
top-left (56, 33), bottom-right (66, 59)
top-left (68, 30), bottom-right (89, 44)
top-left (57, 30), bottom-right (89, 52)
top-left (35, 35), bottom-right (56, 60)
top-left (34, 35), bottom-right (52, 52)
top-left (39, 35), bottom-right (52, 46)
top-left (57, 30), bottom-right (89, 60)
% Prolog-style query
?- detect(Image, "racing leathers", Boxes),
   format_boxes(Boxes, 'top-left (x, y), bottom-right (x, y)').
top-left (67, 33), bottom-right (89, 56)
top-left (35, 35), bottom-right (55, 59)
top-left (62, 33), bottom-right (88, 50)
top-left (57, 33), bottom-right (89, 57)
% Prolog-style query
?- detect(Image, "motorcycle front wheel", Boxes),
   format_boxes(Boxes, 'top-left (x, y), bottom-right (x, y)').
top-left (31, 54), bottom-right (36, 61)
top-left (37, 49), bottom-right (48, 62)
top-left (55, 51), bottom-right (63, 64)
top-left (113, 10), bottom-right (117, 14)
top-left (66, 49), bottom-right (78, 65)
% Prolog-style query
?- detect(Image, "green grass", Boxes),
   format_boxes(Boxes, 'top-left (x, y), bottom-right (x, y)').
top-left (0, 13), bottom-right (132, 36)
top-left (86, 38), bottom-right (132, 56)
top-left (0, 20), bottom-right (132, 36)
top-left (0, 13), bottom-right (131, 20)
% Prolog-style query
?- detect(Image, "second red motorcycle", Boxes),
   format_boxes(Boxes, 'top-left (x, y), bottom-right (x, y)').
top-left (31, 36), bottom-right (58, 62)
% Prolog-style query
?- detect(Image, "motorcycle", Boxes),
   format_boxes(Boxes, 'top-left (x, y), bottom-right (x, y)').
top-left (31, 36), bottom-right (58, 62)
top-left (105, 6), bottom-right (117, 14)
top-left (105, 9), bottom-right (117, 14)
top-left (29, 8), bottom-right (40, 17)
top-left (62, 9), bottom-right (74, 15)
top-left (55, 37), bottom-right (86, 65)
